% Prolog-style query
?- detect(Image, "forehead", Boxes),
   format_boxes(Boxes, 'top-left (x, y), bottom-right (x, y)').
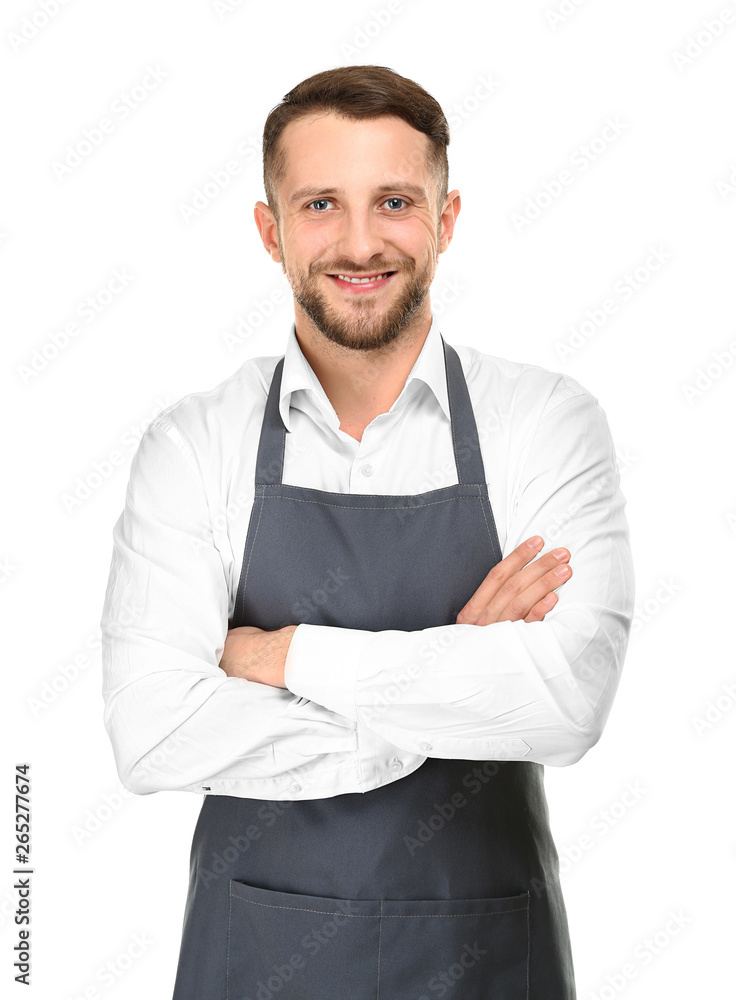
top-left (279, 112), bottom-right (432, 199)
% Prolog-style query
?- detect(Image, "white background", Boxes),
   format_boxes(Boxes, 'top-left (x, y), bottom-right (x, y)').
top-left (3, 1), bottom-right (734, 997)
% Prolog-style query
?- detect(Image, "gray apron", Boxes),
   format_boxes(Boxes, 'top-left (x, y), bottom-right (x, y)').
top-left (171, 335), bottom-right (577, 999)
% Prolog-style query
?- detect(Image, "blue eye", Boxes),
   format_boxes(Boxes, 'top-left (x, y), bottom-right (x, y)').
top-left (307, 197), bottom-right (407, 212)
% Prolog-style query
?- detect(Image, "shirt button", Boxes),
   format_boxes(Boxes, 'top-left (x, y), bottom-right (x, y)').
top-left (361, 464), bottom-right (374, 477)
top-left (289, 783), bottom-right (301, 793)
top-left (418, 742), bottom-right (432, 753)
top-left (389, 757), bottom-right (403, 771)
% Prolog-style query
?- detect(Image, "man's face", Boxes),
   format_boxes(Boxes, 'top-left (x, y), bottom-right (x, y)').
top-left (269, 112), bottom-right (450, 352)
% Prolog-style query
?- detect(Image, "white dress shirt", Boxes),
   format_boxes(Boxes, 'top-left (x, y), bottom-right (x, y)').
top-left (100, 313), bottom-right (635, 799)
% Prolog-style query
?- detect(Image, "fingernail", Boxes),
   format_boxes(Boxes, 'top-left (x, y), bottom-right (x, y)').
top-left (527, 536), bottom-right (543, 548)
top-left (552, 548), bottom-right (568, 560)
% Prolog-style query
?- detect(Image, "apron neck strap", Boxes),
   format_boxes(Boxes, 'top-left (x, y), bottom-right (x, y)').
top-left (255, 333), bottom-right (486, 487)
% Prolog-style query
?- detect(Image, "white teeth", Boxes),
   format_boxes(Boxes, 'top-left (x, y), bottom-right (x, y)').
top-left (335, 272), bottom-right (392, 284)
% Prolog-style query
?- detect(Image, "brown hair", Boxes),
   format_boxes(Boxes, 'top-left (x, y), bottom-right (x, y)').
top-left (262, 65), bottom-right (450, 226)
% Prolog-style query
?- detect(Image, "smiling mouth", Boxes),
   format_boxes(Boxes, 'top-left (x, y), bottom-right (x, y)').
top-left (326, 271), bottom-right (398, 290)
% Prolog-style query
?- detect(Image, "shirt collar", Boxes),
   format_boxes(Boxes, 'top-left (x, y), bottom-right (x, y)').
top-left (278, 313), bottom-right (451, 432)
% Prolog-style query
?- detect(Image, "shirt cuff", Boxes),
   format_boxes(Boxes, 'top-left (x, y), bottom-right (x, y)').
top-left (284, 623), bottom-right (368, 722)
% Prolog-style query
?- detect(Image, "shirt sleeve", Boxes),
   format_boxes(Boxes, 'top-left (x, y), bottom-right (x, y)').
top-left (283, 391), bottom-right (636, 766)
top-left (100, 415), bottom-right (357, 795)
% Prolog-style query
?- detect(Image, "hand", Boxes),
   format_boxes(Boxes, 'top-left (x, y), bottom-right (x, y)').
top-left (219, 624), bottom-right (298, 688)
top-left (455, 536), bottom-right (572, 626)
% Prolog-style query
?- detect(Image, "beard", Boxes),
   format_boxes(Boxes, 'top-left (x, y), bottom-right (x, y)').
top-left (276, 229), bottom-right (439, 353)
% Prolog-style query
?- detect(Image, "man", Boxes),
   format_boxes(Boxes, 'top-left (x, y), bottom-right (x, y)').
top-left (100, 65), bottom-right (634, 999)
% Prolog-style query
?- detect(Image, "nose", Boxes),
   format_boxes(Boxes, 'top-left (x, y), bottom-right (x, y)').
top-left (333, 206), bottom-right (387, 267)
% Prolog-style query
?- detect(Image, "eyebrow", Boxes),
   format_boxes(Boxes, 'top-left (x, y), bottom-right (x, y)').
top-left (287, 182), bottom-right (428, 206)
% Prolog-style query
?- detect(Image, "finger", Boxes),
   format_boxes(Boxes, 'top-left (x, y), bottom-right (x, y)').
top-left (523, 592), bottom-right (558, 623)
top-left (460, 546), bottom-right (570, 624)
top-left (457, 537), bottom-right (551, 622)
top-left (490, 564), bottom-right (571, 625)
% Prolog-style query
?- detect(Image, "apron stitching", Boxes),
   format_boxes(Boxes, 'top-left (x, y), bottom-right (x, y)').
top-left (443, 341), bottom-right (502, 564)
top-left (226, 889), bottom-right (232, 1000)
top-left (377, 899), bottom-right (383, 999)
top-left (482, 494), bottom-right (504, 563)
top-left (234, 898), bottom-right (375, 916)
top-left (232, 897), bottom-right (529, 916)
top-left (443, 338), bottom-right (463, 483)
top-left (381, 908), bottom-right (530, 916)
top-left (526, 891), bottom-right (531, 1000)
top-left (278, 371), bottom-right (287, 475)
top-left (251, 494), bottom-right (488, 511)
top-left (237, 490), bottom-right (266, 613)
top-left (475, 486), bottom-right (499, 557)
top-left (272, 483), bottom-right (474, 499)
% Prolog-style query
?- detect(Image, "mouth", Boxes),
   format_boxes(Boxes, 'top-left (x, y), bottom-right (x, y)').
top-left (326, 271), bottom-right (398, 293)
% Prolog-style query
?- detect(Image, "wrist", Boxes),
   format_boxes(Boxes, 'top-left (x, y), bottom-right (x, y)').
top-left (279, 624), bottom-right (298, 686)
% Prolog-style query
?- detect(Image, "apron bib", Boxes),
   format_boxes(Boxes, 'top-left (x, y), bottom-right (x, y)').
top-left (172, 336), bottom-right (577, 999)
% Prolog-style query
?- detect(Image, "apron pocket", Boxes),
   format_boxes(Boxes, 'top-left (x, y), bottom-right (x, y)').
top-left (228, 879), bottom-right (382, 999)
top-left (378, 891), bottom-right (530, 999)
top-left (228, 880), bottom-right (530, 999)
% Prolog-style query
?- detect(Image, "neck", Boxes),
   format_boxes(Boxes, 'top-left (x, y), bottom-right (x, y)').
top-left (294, 310), bottom-right (432, 438)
